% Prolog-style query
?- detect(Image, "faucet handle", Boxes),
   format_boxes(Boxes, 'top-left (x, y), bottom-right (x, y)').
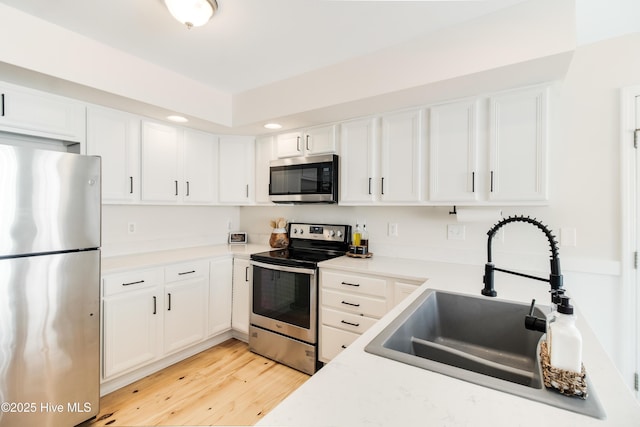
top-left (524, 299), bottom-right (547, 333)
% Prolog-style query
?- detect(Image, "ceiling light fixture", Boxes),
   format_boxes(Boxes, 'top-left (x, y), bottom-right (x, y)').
top-left (167, 115), bottom-right (189, 123)
top-left (164, 0), bottom-right (218, 29)
top-left (264, 123), bottom-right (283, 130)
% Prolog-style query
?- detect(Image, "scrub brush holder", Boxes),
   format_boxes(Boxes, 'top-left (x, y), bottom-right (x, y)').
top-left (540, 340), bottom-right (588, 399)
top-left (269, 228), bottom-right (289, 248)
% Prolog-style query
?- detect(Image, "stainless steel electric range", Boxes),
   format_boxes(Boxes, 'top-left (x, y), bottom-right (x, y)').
top-left (249, 223), bottom-right (351, 375)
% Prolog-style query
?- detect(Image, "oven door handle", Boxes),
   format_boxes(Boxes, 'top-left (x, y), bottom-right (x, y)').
top-left (249, 260), bottom-right (316, 276)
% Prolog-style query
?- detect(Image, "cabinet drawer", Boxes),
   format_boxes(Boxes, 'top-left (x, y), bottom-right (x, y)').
top-left (165, 260), bottom-right (209, 282)
top-left (321, 307), bottom-right (377, 334)
top-left (320, 325), bottom-right (359, 362)
top-left (321, 289), bottom-right (387, 318)
top-left (103, 269), bottom-right (162, 296)
top-left (322, 270), bottom-right (386, 297)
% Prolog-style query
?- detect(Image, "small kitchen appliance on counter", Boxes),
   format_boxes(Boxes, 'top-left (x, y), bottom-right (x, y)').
top-left (249, 223), bottom-right (351, 374)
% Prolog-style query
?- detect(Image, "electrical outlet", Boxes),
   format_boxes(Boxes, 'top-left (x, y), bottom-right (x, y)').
top-left (388, 223), bottom-right (398, 237)
top-left (447, 224), bottom-right (465, 241)
top-left (128, 222), bottom-right (136, 234)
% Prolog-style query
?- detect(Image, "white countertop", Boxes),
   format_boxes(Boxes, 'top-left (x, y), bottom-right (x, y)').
top-left (258, 256), bottom-right (640, 427)
top-left (101, 243), bottom-right (271, 274)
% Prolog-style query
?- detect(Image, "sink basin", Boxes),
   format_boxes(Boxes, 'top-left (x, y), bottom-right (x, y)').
top-left (365, 289), bottom-right (605, 419)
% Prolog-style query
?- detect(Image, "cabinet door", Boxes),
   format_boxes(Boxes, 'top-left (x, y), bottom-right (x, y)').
top-left (339, 118), bottom-right (378, 204)
top-left (163, 278), bottom-right (209, 354)
top-left (0, 82), bottom-right (85, 143)
top-left (182, 128), bottom-right (217, 204)
top-left (218, 136), bottom-right (255, 204)
top-left (86, 106), bottom-right (140, 203)
top-left (489, 86), bottom-right (548, 202)
top-left (231, 258), bottom-right (251, 335)
top-left (103, 288), bottom-right (159, 378)
top-left (380, 110), bottom-right (424, 203)
top-left (429, 100), bottom-right (479, 202)
top-left (209, 257), bottom-right (233, 336)
top-left (275, 131), bottom-right (304, 158)
top-left (141, 121), bottom-right (180, 202)
top-left (305, 125), bottom-right (336, 155)
top-left (255, 135), bottom-right (275, 204)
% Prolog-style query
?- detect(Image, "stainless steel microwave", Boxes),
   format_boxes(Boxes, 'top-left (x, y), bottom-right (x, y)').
top-left (269, 154), bottom-right (339, 203)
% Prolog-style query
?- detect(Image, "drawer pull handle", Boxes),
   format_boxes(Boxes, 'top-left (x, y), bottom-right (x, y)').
top-left (178, 270), bottom-right (196, 275)
top-left (341, 320), bottom-right (360, 327)
top-left (341, 300), bottom-right (360, 307)
top-left (341, 281), bottom-right (359, 287)
top-left (341, 344), bottom-right (347, 349)
top-left (153, 296), bottom-right (157, 315)
top-left (123, 280), bottom-right (144, 286)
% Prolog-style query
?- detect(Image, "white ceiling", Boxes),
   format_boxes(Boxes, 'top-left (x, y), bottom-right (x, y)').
top-left (0, 0), bottom-right (528, 94)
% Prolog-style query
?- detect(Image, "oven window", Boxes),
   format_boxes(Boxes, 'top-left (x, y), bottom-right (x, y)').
top-left (252, 266), bottom-right (312, 329)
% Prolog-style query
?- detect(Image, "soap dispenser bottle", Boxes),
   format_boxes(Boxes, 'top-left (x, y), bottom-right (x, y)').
top-left (549, 296), bottom-right (582, 373)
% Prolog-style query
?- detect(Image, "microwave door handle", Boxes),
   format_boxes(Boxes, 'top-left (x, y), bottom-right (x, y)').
top-left (249, 260), bottom-right (316, 276)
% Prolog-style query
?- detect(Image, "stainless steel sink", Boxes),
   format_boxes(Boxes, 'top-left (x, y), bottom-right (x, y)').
top-left (365, 289), bottom-right (605, 419)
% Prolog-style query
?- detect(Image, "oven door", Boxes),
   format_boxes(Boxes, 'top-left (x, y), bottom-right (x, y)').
top-left (250, 260), bottom-right (317, 344)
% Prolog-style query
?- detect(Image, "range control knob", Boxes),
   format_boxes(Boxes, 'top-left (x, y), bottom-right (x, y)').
top-left (299, 229), bottom-right (304, 235)
top-left (292, 228), bottom-right (298, 234)
top-left (328, 230), bottom-right (336, 237)
top-left (336, 230), bottom-right (343, 238)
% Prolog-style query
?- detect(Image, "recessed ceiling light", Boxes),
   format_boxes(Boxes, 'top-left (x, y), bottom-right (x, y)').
top-left (167, 115), bottom-right (189, 123)
top-left (264, 123), bottom-right (282, 130)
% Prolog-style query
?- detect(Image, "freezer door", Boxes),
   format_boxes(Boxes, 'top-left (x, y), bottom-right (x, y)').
top-left (0, 250), bottom-right (100, 426)
top-left (0, 144), bottom-right (101, 257)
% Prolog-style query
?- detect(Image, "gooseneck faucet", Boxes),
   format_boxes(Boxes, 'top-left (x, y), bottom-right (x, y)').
top-left (482, 215), bottom-right (563, 302)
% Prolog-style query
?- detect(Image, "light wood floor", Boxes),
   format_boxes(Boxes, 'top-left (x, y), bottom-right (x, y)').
top-left (85, 339), bottom-right (309, 426)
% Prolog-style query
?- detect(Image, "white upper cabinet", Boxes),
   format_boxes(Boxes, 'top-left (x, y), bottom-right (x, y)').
top-left (218, 135), bottom-right (255, 204)
top-left (141, 121), bottom-right (182, 203)
top-left (275, 125), bottom-right (336, 158)
top-left (429, 99), bottom-right (479, 202)
top-left (141, 121), bottom-right (217, 204)
top-left (0, 81), bottom-right (86, 144)
top-left (380, 109), bottom-right (424, 203)
top-left (488, 86), bottom-right (548, 202)
top-left (339, 118), bottom-right (378, 204)
top-left (340, 111), bottom-right (425, 205)
top-left (182, 128), bottom-right (218, 204)
top-left (255, 135), bottom-right (275, 204)
top-left (86, 106), bottom-right (141, 203)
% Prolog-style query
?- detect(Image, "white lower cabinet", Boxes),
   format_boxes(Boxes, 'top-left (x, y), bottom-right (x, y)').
top-left (319, 269), bottom-right (422, 363)
top-left (231, 257), bottom-right (251, 336)
top-left (209, 257), bottom-right (233, 336)
top-left (102, 257), bottom-right (232, 384)
top-left (162, 261), bottom-right (209, 355)
top-left (102, 268), bottom-right (163, 379)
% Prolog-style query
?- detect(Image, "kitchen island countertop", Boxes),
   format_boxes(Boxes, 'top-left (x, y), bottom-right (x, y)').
top-left (258, 255), bottom-right (640, 426)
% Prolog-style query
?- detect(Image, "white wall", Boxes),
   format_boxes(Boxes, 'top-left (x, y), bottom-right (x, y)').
top-left (102, 205), bottom-right (240, 257)
top-left (240, 32), bottom-right (640, 390)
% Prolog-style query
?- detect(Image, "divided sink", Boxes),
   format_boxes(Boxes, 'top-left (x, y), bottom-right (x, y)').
top-left (364, 289), bottom-right (605, 419)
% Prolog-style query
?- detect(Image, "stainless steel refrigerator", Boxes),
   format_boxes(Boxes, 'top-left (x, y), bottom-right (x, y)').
top-left (0, 144), bottom-right (101, 426)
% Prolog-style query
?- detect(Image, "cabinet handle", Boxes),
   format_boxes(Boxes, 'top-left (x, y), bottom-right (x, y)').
top-left (490, 171), bottom-right (494, 193)
top-left (341, 300), bottom-right (360, 307)
top-left (153, 296), bottom-right (157, 315)
top-left (186, 181), bottom-right (190, 196)
top-left (306, 134), bottom-right (310, 151)
top-left (245, 266), bottom-right (249, 282)
top-left (341, 320), bottom-right (360, 327)
top-left (1, 94), bottom-right (4, 117)
top-left (122, 280), bottom-right (144, 286)
top-left (129, 176), bottom-right (133, 194)
top-left (175, 180), bottom-right (179, 196)
top-left (178, 270), bottom-right (195, 275)
top-left (472, 171), bottom-right (475, 193)
top-left (381, 177), bottom-right (385, 195)
top-left (246, 184), bottom-right (249, 198)
top-left (341, 344), bottom-right (348, 349)
top-left (368, 178), bottom-right (372, 195)
top-left (341, 281), bottom-right (360, 287)
top-left (167, 293), bottom-right (172, 311)
top-left (296, 136), bottom-right (301, 152)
